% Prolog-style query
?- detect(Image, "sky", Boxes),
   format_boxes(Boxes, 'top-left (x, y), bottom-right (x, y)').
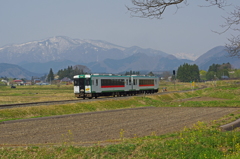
top-left (0, 0), bottom-right (239, 58)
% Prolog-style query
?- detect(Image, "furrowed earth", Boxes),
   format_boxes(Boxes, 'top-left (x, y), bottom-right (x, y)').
top-left (0, 99), bottom-right (239, 146)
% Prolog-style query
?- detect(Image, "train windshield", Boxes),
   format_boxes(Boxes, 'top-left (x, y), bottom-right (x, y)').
top-left (74, 78), bottom-right (85, 87)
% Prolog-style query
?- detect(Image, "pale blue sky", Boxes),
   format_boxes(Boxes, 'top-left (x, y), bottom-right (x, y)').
top-left (0, 0), bottom-right (239, 57)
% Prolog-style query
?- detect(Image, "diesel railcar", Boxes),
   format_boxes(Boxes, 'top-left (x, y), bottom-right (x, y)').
top-left (73, 74), bottom-right (159, 99)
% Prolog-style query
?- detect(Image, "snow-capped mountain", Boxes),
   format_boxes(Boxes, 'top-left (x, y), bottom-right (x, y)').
top-left (0, 36), bottom-right (169, 64)
top-left (1, 36), bottom-right (188, 76)
top-left (1, 36), bottom-right (238, 79)
top-left (0, 36), bottom-right (129, 64)
top-left (173, 52), bottom-right (199, 61)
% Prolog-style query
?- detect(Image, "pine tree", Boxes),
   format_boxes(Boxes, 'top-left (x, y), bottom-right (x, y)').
top-left (148, 71), bottom-right (154, 76)
top-left (47, 68), bottom-right (54, 82)
top-left (176, 63), bottom-right (200, 82)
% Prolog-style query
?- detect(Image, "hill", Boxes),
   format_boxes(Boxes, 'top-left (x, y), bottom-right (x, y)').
top-left (0, 63), bottom-right (41, 79)
top-left (194, 46), bottom-right (240, 70)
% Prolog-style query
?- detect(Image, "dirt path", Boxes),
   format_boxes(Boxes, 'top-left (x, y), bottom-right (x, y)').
top-left (0, 107), bottom-right (239, 146)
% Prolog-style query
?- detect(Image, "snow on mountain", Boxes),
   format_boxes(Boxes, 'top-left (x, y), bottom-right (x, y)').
top-left (173, 52), bottom-right (199, 61)
top-left (81, 39), bottom-right (126, 51)
top-left (0, 36), bottom-right (170, 64)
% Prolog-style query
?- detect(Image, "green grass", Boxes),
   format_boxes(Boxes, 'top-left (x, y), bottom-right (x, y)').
top-left (0, 80), bottom-right (240, 158)
top-left (0, 99), bottom-right (148, 122)
top-left (1, 82), bottom-right (240, 122)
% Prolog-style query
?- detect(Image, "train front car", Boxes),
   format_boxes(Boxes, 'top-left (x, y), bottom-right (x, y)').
top-left (73, 74), bottom-right (92, 99)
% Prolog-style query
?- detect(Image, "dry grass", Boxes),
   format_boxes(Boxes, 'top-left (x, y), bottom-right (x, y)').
top-left (0, 85), bottom-right (75, 104)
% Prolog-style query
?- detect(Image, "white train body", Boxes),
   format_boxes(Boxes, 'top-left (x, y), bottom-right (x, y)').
top-left (74, 74), bottom-right (159, 99)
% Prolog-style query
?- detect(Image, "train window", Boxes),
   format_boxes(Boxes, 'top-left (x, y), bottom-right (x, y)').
top-left (126, 79), bottom-right (128, 85)
top-left (92, 80), bottom-right (94, 85)
top-left (79, 79), bottom-right (84, 86)
top-left (85, 78), bottom-right (90, 85)
top-left (96, 79), bottom-right (98, 86)
top-left (133, 79), bottom-right (136, 85)
top-left (74, 79), bottom-right (79, 86)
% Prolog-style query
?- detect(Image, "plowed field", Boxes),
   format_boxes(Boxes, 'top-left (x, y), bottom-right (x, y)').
top-left (1, 106), bottom-right (239, 146)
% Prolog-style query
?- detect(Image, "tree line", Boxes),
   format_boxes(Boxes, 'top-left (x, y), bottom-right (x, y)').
top-left (176, 63), bottom-right (200, 82)
top-left (176, 62), bottom-right (237, 82)
top-left (47, 65), bottom-right (91, 82)
top-left (46, 63), bottom-right (238, 83)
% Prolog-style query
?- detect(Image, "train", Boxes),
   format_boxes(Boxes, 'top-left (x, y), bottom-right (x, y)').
top-left (73, 74), bottom-right (159, 99)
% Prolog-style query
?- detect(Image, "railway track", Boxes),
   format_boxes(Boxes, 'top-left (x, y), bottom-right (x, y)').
top-left (0, 88), bottom-right (201, 109)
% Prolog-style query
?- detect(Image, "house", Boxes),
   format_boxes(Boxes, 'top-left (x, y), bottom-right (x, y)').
top-left (13, 80), bottom-right (24, 85)
top-left (33, 79), bottom-right (41, 84)
top-left (60, 77), bottom-right (73, 85)
top-left (1, 80), bottom-right (7, 83)
top-left (25, 80), bottom-right (32, 85)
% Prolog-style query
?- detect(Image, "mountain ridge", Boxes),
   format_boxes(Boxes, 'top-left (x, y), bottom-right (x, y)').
top-left (194, 46), bottom-right (240, 70)
top-left (0, 36), bottom-right (169, 64)
top-left (0, 36), bottom-right (239, 79)
top-left (0, 63), bottom-right (41, 79)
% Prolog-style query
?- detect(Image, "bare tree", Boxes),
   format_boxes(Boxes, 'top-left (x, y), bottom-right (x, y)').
top-left (126, 0), bottom-right (228, 19)
top-left (223, 6), bottom-right (240, 58)
top-left (127, 0), bottom-right (240, 58)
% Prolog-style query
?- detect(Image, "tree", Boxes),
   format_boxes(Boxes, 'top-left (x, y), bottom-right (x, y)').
top-left (127, 0), bottom-right (229, 19)
top-left (234, 69), bottom-right (240, 78)
top-left (206, 71), bottom-right (216, 80)
top-left (206, 63), bottom-right (231, 80)
top-left (176, 63), bottom-right (200, 82)
top-left (47, 68), bottom-right (54, 82)
top-left (148, 71), bottom-right (154, 76)
top-left (222, 6), bottom-right (240, 58)
top-left (57, 65), bottom-right (91, 80)
top-left (200, 70), bottom-right (207, 81)
top-left (127, 0), bottom-right (240, 57)
top-left (125, 70), bottom-right (140, 75)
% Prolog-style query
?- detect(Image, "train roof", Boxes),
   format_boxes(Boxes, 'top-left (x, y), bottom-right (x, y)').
top-left (73, 74), bottom-right (158, 79)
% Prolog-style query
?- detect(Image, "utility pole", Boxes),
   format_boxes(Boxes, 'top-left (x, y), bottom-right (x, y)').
top-left (173, 70), bottom-right (176, 90)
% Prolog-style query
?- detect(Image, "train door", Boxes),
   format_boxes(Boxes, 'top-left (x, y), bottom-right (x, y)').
top-left (74, 78), bottom-right (85, 93)
top-left (129, 77), bottom-right (133, 90)
top-left (85, 78), bottom-right (91, 93)
top-left (132, 77), bottom-right (138, 91)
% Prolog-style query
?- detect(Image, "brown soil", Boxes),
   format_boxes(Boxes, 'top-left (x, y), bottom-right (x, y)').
top-left (0, 107), bottom-right (239, 146)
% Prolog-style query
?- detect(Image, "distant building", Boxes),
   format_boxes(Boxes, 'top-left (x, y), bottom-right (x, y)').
top-left (1, 80), bottom-right (7, 83)
top-left (60, 77), bottom-right (73, 85)
top-left (221, 76), bottom-right (229, 79)
top-left (33, 79), bottom-right (41, 84)
top-left (13, 80), bottom-right (24, 85)
top-left (25, 80), bottom-right (32, 85)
